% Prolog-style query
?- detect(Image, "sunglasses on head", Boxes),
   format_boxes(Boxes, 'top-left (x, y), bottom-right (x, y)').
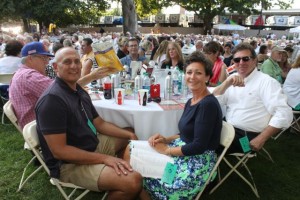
top-left (233, 56), bottom-right (252, 63)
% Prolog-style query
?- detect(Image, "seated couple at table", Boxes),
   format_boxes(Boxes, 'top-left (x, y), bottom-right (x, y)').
top-left (36, 47), bottom-right (222, 200)
top-left (36, 45), bottom-right (292, 200)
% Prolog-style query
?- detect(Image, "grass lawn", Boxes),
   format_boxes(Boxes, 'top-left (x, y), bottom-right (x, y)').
top-left (1, 121), bottom-right (300, 200)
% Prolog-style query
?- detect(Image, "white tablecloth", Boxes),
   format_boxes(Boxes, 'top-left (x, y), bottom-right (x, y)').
top-left (93, 99), bottom-right (184, 140)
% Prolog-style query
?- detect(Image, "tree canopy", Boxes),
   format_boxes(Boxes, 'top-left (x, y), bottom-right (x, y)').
top-left (0, 0), bottom-right (294, 34)
top-left (0, 0), bottom-right (109, 32)
top-left (169, 0), bottom-right (294, 34)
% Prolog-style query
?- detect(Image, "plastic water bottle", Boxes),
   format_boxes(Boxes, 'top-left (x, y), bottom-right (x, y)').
top-left (143, 73), bottom-right (151, 91)
top-left (134, 71), bottom-right (143, 99)
top-left (164, 71), bottom-right (172, 100)
top-left (178, 69), bottom-right (183, 93)
top-left (172, 67), bottom-right (180, 96)
top-left (111, 73), bottom-right (121, 98)
top-left (181, 72), bottom-right (188, 99)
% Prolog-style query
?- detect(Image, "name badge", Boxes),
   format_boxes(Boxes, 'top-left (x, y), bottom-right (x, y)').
top-left (239, 136), bottom-right (251, 153)
top-left (161, 162), bottom-right (177, 185)
top-left (87, 119), bottom-right (97, 135)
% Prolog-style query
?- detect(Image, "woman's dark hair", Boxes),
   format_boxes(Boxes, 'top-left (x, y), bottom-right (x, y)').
top-left (259, 44), bottom-right (268, 54)
top-left (224, 43), bottom-right (232, 48)
top-left (175, 39), bottom-right (184, 48)
top-left (184, 51), bottom-right (213, 81)
top-left (5, 40), bottom-right (23, 56)
top-left (203, 41), bottom-right (220, 54)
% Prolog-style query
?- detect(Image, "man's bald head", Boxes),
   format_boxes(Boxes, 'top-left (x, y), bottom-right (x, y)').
top-left (54, 47), bottom-right (79, 63)
top-left (52, 47), bottom-right (82, 87)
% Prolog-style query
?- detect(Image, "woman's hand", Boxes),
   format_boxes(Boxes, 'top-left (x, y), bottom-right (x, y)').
top-left (148, 133), bottom-right (167, 147)
top-left (152, 143), bottom-right (169, 155)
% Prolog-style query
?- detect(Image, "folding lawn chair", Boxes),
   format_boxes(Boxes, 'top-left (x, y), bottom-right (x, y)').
top-left (23, 120), bottom-right (108, 200)
top-left (273, 110), bottom-right (300, 140)
top-left (209, 150), bottom-right (260, 198)
top-left (194, 121), bottom-right (235, 200)
top-left (3, 100), bottom-right (43, 192)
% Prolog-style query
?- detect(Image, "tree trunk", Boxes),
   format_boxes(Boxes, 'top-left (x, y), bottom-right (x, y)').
top-left (203, 16), bottom-right (213, 35)
top-left (122, 0), bottom-right (137, 35)
top-left (22, 17), bottom-right (30, 33)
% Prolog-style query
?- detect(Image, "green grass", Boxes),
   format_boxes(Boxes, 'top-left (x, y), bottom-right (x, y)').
top-left (1, 120), bottom-right (300, 200)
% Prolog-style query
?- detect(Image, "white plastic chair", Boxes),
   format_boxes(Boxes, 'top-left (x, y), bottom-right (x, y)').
top-left (3, 100), bottom-right (22, 133)
top-left (3, 100), bottom-right (43, 192)
top-left (23, 120), bottom-right (108, 200)
top-left (194, 121), bottom-right (235, 200)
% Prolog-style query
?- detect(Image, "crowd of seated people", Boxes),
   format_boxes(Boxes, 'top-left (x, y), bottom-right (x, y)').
top-left (1, 29), bottom-right (299, 199)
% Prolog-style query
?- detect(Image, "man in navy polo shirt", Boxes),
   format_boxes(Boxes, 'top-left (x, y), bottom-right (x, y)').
top-left (35, 47), bottom-right (142, 199)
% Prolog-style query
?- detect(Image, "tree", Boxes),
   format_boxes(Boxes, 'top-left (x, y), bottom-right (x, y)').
top-left (135, 0), bottom-right (169, 17)
top-left (170, 0), bottom-right (294, 34)
top-left (121, 0), bottom-right (137, 35)
top-left (0, 0), bottom-right (109, 33)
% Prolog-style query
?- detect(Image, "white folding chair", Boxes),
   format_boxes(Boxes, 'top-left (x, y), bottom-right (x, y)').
top-left (194, 121), bottom-right (235, 200)
top-left (3, 100), bottom-right (22, 133)
top-left (274, 110), bottom-right (300, 140)
top-left (23, 120), bottom-right (108, 200)
top-left (209, 150), bottom-right (260, 198)
top-left (3, 100), bottom-right (43, 192)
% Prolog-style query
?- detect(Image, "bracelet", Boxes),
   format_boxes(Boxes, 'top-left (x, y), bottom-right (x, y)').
top-left (168, 147), bottom-right (172, 156)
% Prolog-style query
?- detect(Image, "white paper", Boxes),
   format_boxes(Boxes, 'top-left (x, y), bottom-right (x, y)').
top-left (130, 141), bottom-right (174, 178)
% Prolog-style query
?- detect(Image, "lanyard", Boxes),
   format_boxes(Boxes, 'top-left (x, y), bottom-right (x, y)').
top-left (80, 101), bottom-right (97, 135)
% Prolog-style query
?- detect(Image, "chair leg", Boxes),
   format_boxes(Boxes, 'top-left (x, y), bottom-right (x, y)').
top-left (291, 114), bottom-right (300, 133)
top-left (259, 147), bottom-right (274, 163)
top-left (209, 153), bottom-right (260, 198)
top-left (275, 113), bottom-right (300, 140)
top-left (1, 111), bottom-right (4, 124)
top-left (17, 156), bottom-right (43, 192)
top-left (273, 128), bottom-right (288, 140)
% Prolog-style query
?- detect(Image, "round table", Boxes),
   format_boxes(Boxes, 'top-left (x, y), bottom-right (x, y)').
top-left (92, 98), bottom-right (184, 140)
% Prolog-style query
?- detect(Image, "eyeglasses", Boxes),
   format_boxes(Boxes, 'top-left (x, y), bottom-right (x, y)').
top-left (128, 44), bottom-right (138, 48)
top-left (232, 56), bottom-right (252, 63)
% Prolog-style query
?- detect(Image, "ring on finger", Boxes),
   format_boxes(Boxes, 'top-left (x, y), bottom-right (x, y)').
top-left (117, 162), bottom-right (122, 166)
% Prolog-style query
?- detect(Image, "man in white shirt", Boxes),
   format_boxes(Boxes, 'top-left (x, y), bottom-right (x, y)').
top-left (213, 43), bottom-right (293, 153)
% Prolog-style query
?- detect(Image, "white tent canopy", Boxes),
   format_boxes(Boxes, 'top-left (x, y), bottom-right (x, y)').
top-left (213, 24), bottom-right (247, 31)
top-left (289, 26), bottom-right (300, 33)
